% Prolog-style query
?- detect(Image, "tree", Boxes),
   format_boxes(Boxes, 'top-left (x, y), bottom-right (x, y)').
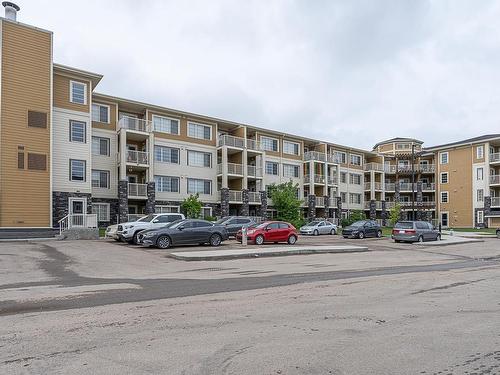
top-left (389, 203), bottom-right (401, 227)
top-left (341, 210), bottom-right (366, 227)
top-left (267, 181), bottom-right (304, 228)
top-left (181, 194), bottom-right (203, 219)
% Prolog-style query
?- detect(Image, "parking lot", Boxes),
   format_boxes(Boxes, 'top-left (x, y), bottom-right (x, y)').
top-left (1, 235), bottom-right (499, 374)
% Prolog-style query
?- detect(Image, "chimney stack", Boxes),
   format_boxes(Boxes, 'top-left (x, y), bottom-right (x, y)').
top-left (2, 2), bottom-right (20, 21)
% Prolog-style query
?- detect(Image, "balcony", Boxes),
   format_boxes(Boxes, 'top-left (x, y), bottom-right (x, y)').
top-left (128, 183), bottom-right (148, 199)
top-left (304, 151), bottom-right (326, 162)
top-left (491, 197), bottom-right (500, 207)
top-left (315, 196), bottom-right (325, 207)
top-left (490, 175), bottom-right (500, 185)
top-left (304, 174), bottom-right (326, 184)
top-left (419, 164), bottom-right (436, 173)
top-left (364, 201), bottom-right (383, 210)
top-left (248, 191), bottom-right (262, 204)
top-left (364, 182), bottom-right (383, 190)
top-left (385, 183), bottom-right (395, 191)
top-left (327, 176), bottom-right (338, 185)
top-left (422, 183), bottom-right (436, 191)
top-left (364, 163), bottom-right (385, 172)
top-left (126, 150), bottom-right (149, 166)
top-left (119, 116), bottom-right (152, 133)
top-left (217, 134), bottom-right (263, 152)
top-left (490, 153), bottom-right (500, 163)
top-left (247, 165), bottom-right (263, 178)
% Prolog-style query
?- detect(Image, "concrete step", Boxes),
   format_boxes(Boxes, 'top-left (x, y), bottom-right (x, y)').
top-left (0, 228), bottom-right (59, 240)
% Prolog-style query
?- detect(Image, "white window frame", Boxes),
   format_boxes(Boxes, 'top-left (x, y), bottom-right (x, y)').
top-left (92, 103), bottom-right (110, 123)
top-left (477, 210), bottom-right (484, 224)
top-left (477, 189), bottom-right (484, 202)
top-left (350, 153), bottom-right (362, 166)
top-left (155, 175), bottom-right (180, 193)
top-left (334, 151), bottom-right (347, 164)
top-left (283, 163), bottom-right (299, 178)
top-left (476, 167), bottom-right (484, 181)
top-left (440, 172), bottom-right (448, 184)
top-left (200, 206), bottom-right (213, 219)
top-left (92, 203), bottom-right (110, 222)
top-left (283, 140), bottom-right (300, 156)
top-left (69, 120), bottom-right (86, 143)
top-left (155, 205), bottom-right (180, 213)
top-left (440, 191), bottom-right (449, 203)
top-left (152, 115), bottom-right (180, 135)
top-left (187, 178), bottom-right (212, 195)
top-left (265, 161), bottom-right (279, 176)
top-left (154, 145), bottom-right (180, 164)
top-left (261, 136), bottom-right (279, 152)
top-left (187, 121), bottom-right (212, 140)
top-left (476, 145), bottom-right (484, 159)
top-left (440, 211), bottom-right (449, 227)
top-left (69, 80), bottom-right (87, 105)
top-left (92, 136), bottom-right (110, 156)
top-left (187, 150), bottom-right (212, 168)
top-left (349, 193), bottom-right (361, 204)
top-left (440, 152), bottom-right (449, 164)
top-left (349, 173), bottom-right (361, 185)
top-left (70, 159), bottom-right (86, 182)
top-left (91, 169), bottom-right (110, 189)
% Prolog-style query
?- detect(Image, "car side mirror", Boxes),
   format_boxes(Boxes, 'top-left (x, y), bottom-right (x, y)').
top-left (152, 219), bottom-right (159, 223)
top-left (178, 226), bottom-right (184, 230)
top-left (266, 227), bottom-right (271, 231)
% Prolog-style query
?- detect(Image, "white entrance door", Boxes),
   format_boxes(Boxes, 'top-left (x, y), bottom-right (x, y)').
top-left (69, 197), bottom-right (87, 227)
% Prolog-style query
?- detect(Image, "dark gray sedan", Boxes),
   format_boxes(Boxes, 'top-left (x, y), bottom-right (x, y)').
top-left (138, 219), bottom-right (229, 249)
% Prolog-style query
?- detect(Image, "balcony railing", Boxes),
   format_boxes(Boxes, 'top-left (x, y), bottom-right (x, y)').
top-left (419, 164), bottom-right (436, 173)
top-left (492, 197), bottom-right (500, 207)
top-left (364, 201), bottom-right (383, 210)
top-left (364, 182), bottom-right (383, 190)
top-left (119, 116), bottom-right (152, 132)
top-left (128, 183), bottom-right (148, 198)
top-left (315, 196), bottom-right (325, 207)
top-left (304, 174), bottom-right (326, 184)
top-left (490, 153), bottom-right (500, 163)
top-left (327, 176), bottom-right (338, 185)
top-left (126, 150), bottom-right (149, 165)
top-left (217, 134), bottom-right (263, 151)
top-left (385, 201), bottom-right (435, 209)
top-left (364, 163), bottom-right (385, 172)
top-left (248, 192), bottom-right (261, 204)
top-left (304, 151), bottom-right (326, 162)
top-left (490, 175), bottom-right (500, 185)
top-left (385, 183), bottom-right (395, 191)
top-left (422, 183), bottom-right (436, 191)
top-left (247, 165), bottom-right (263, 178)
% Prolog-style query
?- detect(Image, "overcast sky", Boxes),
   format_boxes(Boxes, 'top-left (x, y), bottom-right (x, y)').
top-left (16, 0), bottom-right (500, 150)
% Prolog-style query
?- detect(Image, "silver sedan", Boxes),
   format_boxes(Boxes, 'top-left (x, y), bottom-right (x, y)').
top-left (300, 220), bottom-right (337, 236)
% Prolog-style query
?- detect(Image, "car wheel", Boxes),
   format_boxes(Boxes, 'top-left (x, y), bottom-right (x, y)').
top-left (133, 231), bottom-right (141, 245)
top-left (376, 230), bottom-right (382, 238)
top-left (395, 239), bottom-right (401, 243)
top-left (313, 229), bottom-right (319, 236)
top-left (255, 234), bottom-right (264, 245)
top-left (436, 234), bottom-right (441, 241)
top-left (156, 235), bottom-right (171, 249)
top-left (287, 235), bottom-right (297, 245)
top-left (330, 229), bottom-right (336, 235)
top-left (358, 232), bottom-right (365, 239)
top-left (209, 234), bottom-right (222, 247)
top-left (418, 235), bottom-right (424, 243)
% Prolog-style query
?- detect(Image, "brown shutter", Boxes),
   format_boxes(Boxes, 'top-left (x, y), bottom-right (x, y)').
top-left (27, 153), bottom-right (47, 171)
top-left (28, 111), bottom-right (48, 128)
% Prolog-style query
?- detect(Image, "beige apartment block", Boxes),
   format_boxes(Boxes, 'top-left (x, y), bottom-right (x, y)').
top-left (1, 6), bottom-right (499, 233)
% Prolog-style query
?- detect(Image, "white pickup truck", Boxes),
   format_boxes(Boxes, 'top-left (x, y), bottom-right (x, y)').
top-left (115, 213), bottom-right (185, 244)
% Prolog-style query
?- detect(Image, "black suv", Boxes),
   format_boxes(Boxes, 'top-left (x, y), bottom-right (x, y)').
top-left (342, 220), bottom-right (382, 239)
top-left (216, 216), bottom-right (256, 237)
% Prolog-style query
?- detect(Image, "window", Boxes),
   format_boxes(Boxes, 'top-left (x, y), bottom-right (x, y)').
top-left (396, 143), bottom-right (411, 150)
top-left (350, 154), bottom-right (362, 166)
top-left (188, 122), bottom-right (211, 140)
top-left (477, 189), bottom-right (484, 202)
top-left (18, 145), bottom-right (24, 169)
top-left (265, 161), bottom-right (279, 175)
top-left (440, 172), bottom-right (448, 184)
top-left (28, 111), bottom-right (47, 128)
top-left (477, 168), bottom-right (484, 181)
top-left (92, 103), bottom-right (110, 123)
top-left (70, 159), bottom-right (86, 181)
top-left (187, 150), bottom-right (211, 167)
top-left (70, 81), bottom-right (86, 104)
top-left (27, 153), bottom-right (46, 171)
top-left (153, 115), bottom-right (179, 135)
top-left (440, 152), bottom-right (449, 164)
top-left (154, 145), bottom-right (179, 164)
top-left (340, 172), bottom-right (347, 184)
top-left (261, 136), bottom-right (279, 152)
top-left (283, 141), bottom-right (300, 155)
top-left (92, 136), bottom-right (110, 156)
top-left (441, 212), bottom-right (449, 227)
top-left (92, 170), bottom-right (109, 188)
top-left (441, 191), bottom-right (449, 203)
top-left (92, 203), bottom-right (110, 222)
top-left (476, 145), bottom-right (484, 159)
top-left (155, 205), bottom-right (180, 213)
top-left (187, 178), bottom-right (211, 194)
top-left (349, 193), bottom-right (361, 204)
top-left (283, 164), bottom-right (299, 178)
top-left (70, 121), bottom-right (86, 143)
top-left (477, 210), bottom-right (484, 224)
top-left (200, 207), bottom-right (212, 219)
top-left (334, 151), bottom-right (346, 164)
top-left (349, 173), bottom-right (361, 185)
top-left (155, 175), bottom-right (180, 193)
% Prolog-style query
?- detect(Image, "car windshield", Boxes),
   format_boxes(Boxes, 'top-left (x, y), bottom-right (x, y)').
top-left (255, 222), bottom-right (271, 229)
top-left (395, 222), bottom-right (414, 229)
top-left (137, 214), bottom-right (154, 223)
top-left (168, 219), bottom-right (188, 229)
top-left (215, 218), bottom-right (229, 224)
top-left (350, 221), bottom-right (366, 227)
top-left (306, 221), bottom-right (321, 226)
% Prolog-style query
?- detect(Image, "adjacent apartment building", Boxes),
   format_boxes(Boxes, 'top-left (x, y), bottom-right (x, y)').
top-left (1, 4), bottom-right (499, 232)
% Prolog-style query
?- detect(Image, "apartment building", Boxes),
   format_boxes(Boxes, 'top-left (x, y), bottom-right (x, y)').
top-left (1, 5), bottom-right (499, 232)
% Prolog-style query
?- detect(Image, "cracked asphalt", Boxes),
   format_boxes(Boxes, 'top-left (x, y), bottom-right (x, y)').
top-left (0, 236), bottom-right (499, 374)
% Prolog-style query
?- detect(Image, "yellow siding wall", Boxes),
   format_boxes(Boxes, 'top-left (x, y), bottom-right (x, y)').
top-left (0, 21), bottom-right (52, 227)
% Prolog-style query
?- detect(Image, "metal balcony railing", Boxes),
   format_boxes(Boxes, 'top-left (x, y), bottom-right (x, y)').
top-left (315, 196), bottom-right (325, 207)
top-left (490, 175), bottom-right (500, 185)
top-left (304, 151), bottom-right (326, 162)
top-left (490, 153), bottom-right (500, 163)
top-left (217, 134), bottom-right (263, 151)
top-left (128, 183), bottom-right (148, 198)
top-left (126, 150), bottom-right (149, 165)
top-left (248, 192), bottom-right (261, 203)
top-left (491, 197), bottom-right (500, 207)
top-left (119, 116), bottom-right (152, 132)
top-left (247, 165), bottom-right (263, 178)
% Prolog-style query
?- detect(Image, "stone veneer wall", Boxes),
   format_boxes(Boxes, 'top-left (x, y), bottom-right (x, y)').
top-left (52, 192), bottom-right (92, 228)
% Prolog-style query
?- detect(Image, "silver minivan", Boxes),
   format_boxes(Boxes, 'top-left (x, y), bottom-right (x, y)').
top-left (392, 221), bottom-right (441, 243)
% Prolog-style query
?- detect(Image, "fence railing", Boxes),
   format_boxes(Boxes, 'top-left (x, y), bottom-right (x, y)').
top-left (58, 214), bottom-right (98, 235)
top-left (119, 116), bottom-right (152, 132)
top-left (490, 153), bottom-right (500, 163)
top-left (126, 150), bottom-right (149, 165)
top-left (128, 183), bottom-right (148, 197)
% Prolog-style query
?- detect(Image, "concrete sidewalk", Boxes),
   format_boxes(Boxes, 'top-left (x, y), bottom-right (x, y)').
top-left (416, 235), bottom-right (483, 247)
top-left (168, 245), bottom-right (369, 261)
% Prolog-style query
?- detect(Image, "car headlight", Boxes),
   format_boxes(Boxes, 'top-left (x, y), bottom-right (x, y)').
top-left (143, 232), bottom-right (155, 237)
top-left (247, 229), bottom-right (255, 235)
top-left (124, 224), bottom-right (134, 229)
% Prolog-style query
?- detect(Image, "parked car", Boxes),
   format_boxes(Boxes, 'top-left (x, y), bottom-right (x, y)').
top-left (235, 221), bottom-right (298, 245)
top-left (342, 220), bottom-right (382, 239)
top-left (216, 216), bottom-right (256, 237)
top-left (392, 221), bottom-right (441, 243)
top-left (117, 213), bottom-right (185, 244)
top-left (105, 224), bottom-right (120, 241)
top-left (300, 220), bottom-right (337, 235)
top-left (138, 219), bottom-right (229, 249)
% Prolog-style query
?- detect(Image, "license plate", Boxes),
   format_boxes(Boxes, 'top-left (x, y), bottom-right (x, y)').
top-left (399, 230), bottom-right (405, 234)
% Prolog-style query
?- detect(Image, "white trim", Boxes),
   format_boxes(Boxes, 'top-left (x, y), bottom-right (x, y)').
top-left (476, 210), bottom-right (484, 224)
top-left (69, 197), bottom-right (87, 215)
top-left (440, 191), bottom-right (449, 203)
top-left (187, 121), bottom-right (212, 140)
top-left (69, 80), bottom-right (87, 105)
top-left (92, 202), bottom-right (110, 222)
top-left (200, 206), bottom-right (213, 219)
top-left (349, 153), bottom-right (363, 166)
top-left (155, 205), bottom-right (180, 213)
top-left (152, 114), bottom-right (181, 135)
top-left (439, 151), bottom-right (449, 164)
top-left (49, 29), bottom-right (53, 228)
top-left (92, 102), bottom-right (110, 123)
top-left (282, 140), bottom-right (300, 156)
top-left (260, 135), bottom-right (280, 152)
top-left (476, 145), bottom-right (484, 159)
top-left (440, 211), bottom-right (449, 227)
top-left (440, 172), bottom-right (448, 184)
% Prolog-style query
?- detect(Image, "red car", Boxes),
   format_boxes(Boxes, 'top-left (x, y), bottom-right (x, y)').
top-left (236, 221), bottom-right (298, 245)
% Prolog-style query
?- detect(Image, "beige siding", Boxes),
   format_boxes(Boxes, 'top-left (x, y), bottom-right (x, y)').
top-left (91, 128), bottom-right (118, 198)
top-left (53, 74), bottom-right (91, 113)
top-left (0, 21), bottom-right (52, 227)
